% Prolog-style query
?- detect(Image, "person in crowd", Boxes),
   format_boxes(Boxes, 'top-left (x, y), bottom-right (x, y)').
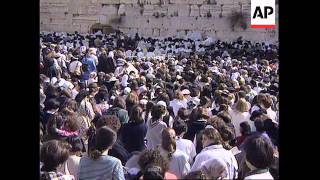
top-left (40, 31), bottom-right (278, 180)
top-left (230, 98), bottom-right (254, 137)
top-left (184, 170), bottom-right (209, 179)
top-left (191, 128), bottom-right (238, 179)
top-left (91, 115), bottom-right (131, 165)
top-left (122, 105), bottom-right (147, 153)
top-left (137, 149), bottom-right (178, 180)
top-left (78, 126), bottom-right (125, 180)
top-left (172, 120), bottom-right (196, 164)
top-left (235, 121), bottom-right (252, 148)
top-left (158, 128), bottom-right (191, 178)
top-left (146, 104), bottom-right (167, 149)
top-left (106, 97), bottom-right (129, 125)
top-left (40, 140), bottom-right (75, 180)
top-left (57, 136), bottom-right (82, 180)
top-left (242, 135), bottom-right (275, 180)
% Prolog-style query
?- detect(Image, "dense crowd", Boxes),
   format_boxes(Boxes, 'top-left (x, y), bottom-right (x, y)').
top-left (39, 30), bottom-right (279, 180)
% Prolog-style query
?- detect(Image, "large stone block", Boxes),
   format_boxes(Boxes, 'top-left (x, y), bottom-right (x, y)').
top-left (100, 5), bottom-right (118, 15)
top-left (167, 5), bottom-right (178, 17)
top-left (153, 28), bottom-right (161, 36)
top-left (168, 17), bottom-right (195, 29)
top-left (146, 0), bottom-right (161, 5)
top-left (98, 15), bottom-right (108, 24)
top-left (177, 5), bottom-right (190, 17)
top-left (98, 0), bottom-right (120, 4)
top-left (87, 5), bottom-right (99, 15)
top-left (200, 4), bottom-right (213, 17)
top-left (190, 5), bottom-right (200, 17)
top-left (169, 0), bottom-right (205, 4)
top-left (120, 0), bottom-right (138, 4)
top-left (142, 4), bottom-right (154, 16)
top-left (125, 4), bottom-right (143, 16)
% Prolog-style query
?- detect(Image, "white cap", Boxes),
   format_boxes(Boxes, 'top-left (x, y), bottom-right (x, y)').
top-left (140, 99), bottom-right (148, 105)
top-left (157, 101), bottom-right (167, 108)
top-left (124, 87), bottom-right (131, 95)
top-left (181, 89), bottom-right (191, 95)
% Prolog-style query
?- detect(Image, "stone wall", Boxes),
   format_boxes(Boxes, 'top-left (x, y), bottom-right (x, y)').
top-left (40, 0), bottom-right (278, 43)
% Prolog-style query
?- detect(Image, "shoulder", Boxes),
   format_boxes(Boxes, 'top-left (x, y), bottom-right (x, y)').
top-left (159, 121), bottom-right (167, 127)
top-left (244, 172), bottom-right (273, 180)
top-left (181, 139), bottom-right (194, 146)
top-left (174, 149), bottom-right (189, 160)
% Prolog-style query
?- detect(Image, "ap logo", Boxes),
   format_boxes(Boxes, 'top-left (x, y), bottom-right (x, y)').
top-left (251, 0), bottom-right (276, 28)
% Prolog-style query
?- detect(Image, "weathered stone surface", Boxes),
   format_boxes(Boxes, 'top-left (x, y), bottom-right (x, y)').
top-left (169, 0), bottom-right (205, 4)
top-left (118, 4), bottom-right (126, 15)
top-left (98, 0), bottom-right (120, 4)
top-left (125, 4), bottom-right (143, 16)
top-left (190, 5), bottom-right (200, 17)
top-left (177, 5), bottom-right (190, 17)
top-left (153, 28), bottom-right (160, 36)
top-left (40, 0), bottom-right (278, 42)
top-left (120, 0), bottom-right (138, 4)
top-left (100, 5), bottom-right (118, 15)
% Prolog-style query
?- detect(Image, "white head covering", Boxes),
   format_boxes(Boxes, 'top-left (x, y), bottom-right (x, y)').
top-left (157, 101), bottom-right (167, 108)
top-left (202, 158), bottom-right (228, 179)
top-left (124, 87), bottom-right (131, 95)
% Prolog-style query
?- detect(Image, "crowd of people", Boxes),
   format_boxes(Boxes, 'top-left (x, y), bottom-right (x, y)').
top-left (39, 30), bottom-right (279, 180)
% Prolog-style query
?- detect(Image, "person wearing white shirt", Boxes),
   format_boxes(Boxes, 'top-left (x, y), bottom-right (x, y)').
top-left (230, 98), bottom-right (255, 137)
top-left (169, 91), bottom-right (188, 117)
top-left (158, 128), bottom-right (190, 179)
top-left (191, 128), bottom-right (238, 179)
top-left (146, 105), bottom-right (168, 150)
top-left (173, 120), bottom-right (196, 165)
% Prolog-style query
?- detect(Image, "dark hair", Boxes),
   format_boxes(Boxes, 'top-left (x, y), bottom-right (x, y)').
top-left (260, 94), bottom-right (273, 109)
top-left (63, 113), bottom-right (81, 132)
top-left (202, 128), bottom-right (223, 146)
top-left (200, 96), bottom-right (211, 108)
top-left (250, 110), bottom-right (267, 121)
top-left (177, 107), bottom-right (189, 120)
top-left (65, 136), bottom-right (83, 152)
top-left (40, 140), bottom-right (71, 171)
top-left (60, 99), bottom-right (78, 114)
top-left (254, 119), bottom-right (265, 132)
top-left (129, 105), bottom-right (144, 123)
top-left (75, 90), bottom-right (89, 103)
top-left (113, 97), bottom-right (126, 109)
top-left (138, 149), bottom-right (169, 178)
top-left (240, 121), bottom-right (252, 136)
top-left (144, 101), bottom-right (155, 122)
top-left (45, 85), bottom-right (60, 99)
top-left (217, 111), bottom-right (232, 123)
top-left (161, 128), bottom-right (176, 160)
top-left (90, 126), bottom-right (117, 160)
top-left (151, 105), bottom-right (166, 121)
top-left (126, 92), bottom-right (139, 105)
top-left (244, 135), bottom-right (274, 169)
top-left (184, 170), bottom-right (208, 179)
top-left (44, 98), bottom-right (60, 111)
top-left (173, 120), bottom-right (187, 136)
top-left (96, 115), bottom-right (121, 132)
